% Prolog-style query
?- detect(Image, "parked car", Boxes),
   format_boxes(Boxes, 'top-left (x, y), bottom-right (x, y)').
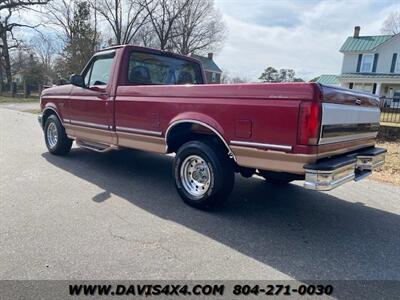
top-left (38, 45), bottom-right (386, 209)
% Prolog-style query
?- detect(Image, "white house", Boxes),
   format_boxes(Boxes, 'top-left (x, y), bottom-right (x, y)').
top-left (338, 26), bottom-right (400, 100)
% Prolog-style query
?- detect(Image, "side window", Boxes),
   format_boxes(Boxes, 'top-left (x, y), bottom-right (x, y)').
top-left (360, 54), bottom-right (374, 73)
top-left (396, 54), bottom-right (400, 73)
top-left (83, 52), bottom-right (115, 86)
top-left (128, 51), bottom-right (203, 85)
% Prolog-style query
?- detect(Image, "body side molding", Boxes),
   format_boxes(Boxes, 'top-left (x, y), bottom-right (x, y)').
top-left (230, 140), bottom-right (292, 151)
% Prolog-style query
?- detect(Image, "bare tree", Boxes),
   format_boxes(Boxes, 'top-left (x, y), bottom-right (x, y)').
top-left (46, 0), bottom-right (74, 41)
top-left (46, 0), bottom-right (101, 78)
top-left (30, 34), bottom-right (59, 73)
top-left (10, 47), bottom-right (47, 93)
top-left (171, 0), bottom-right (225, 55)
top-left (91, 0), bottom-right (149, 45)
top-left (141, 0), bottom-right (190, 50)
top-left (0, 0), bottom-right (49, 10)
top-left (0, 0), bottom-right (50, 88)
top-left (46, 0), bottom-right (100, 51)
top-left (132, 20), bottom-right (158, 47)
top-left (221, 71), bottom-right (250, 84)
top-left (381, 11), bottom-right (400, 35)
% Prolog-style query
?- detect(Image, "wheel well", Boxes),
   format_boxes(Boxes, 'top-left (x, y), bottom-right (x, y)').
top-left (42, 108), bottom-right (60, 126)
top-left (166, 122), bottom-right (234, 159)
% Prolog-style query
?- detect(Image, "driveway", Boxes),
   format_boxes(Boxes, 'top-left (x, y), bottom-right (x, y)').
top-left (0, 101), bottom-right (39, 112)
top-left (1, 108), bottom-right (400, 280)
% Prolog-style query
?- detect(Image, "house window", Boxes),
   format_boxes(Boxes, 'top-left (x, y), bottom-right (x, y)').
top-left (353, 83), bottom-right (372, 93)
top-left (360, 54), bottom-right (374, 72)
top-left (396, 54), bottom-right (400, 73)
top-left (211, 72), bottom-right (217, 82)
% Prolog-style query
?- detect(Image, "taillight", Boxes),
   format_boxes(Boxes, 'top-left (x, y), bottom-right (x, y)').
top-left (297, 101), bottom-right (321, 145)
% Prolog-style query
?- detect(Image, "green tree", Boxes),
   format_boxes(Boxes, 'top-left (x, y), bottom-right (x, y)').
top-left (23, 54), bottom-right (45, 85)
top-left (0, 0), bottom-right (50, 90)
top-left (259, 67), bottom-right (303, 83)
top-left (62, 0), bottom-right (99, 77)
top-left (258, 67), bottom-right (278, 82)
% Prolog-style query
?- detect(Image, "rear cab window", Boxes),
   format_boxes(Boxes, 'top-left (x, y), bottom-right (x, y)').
top-left (127, 51), bottom-right (203, 85)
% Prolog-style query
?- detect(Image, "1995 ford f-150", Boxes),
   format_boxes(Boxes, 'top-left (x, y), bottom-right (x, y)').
top-left (38, 45), bottom-right (386, 209)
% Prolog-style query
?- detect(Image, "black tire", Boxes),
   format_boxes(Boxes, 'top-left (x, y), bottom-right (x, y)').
top-left (44, 114), bottom-right (73, 155)
top-left (173, 140), bottom-right (234, 210)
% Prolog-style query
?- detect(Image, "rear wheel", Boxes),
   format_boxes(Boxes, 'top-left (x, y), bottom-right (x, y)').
top-left (173, 140), bottom-right (234, 210)
top-left (44, 115), bottom-right (73, 155)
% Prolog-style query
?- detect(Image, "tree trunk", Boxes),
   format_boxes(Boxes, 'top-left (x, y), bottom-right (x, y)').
top-left (0, 60), bottom-right (3, 95)
top-left (0, 30), bottom-right (12, 91)
top-left (23, 81), bottom-right (29, 98)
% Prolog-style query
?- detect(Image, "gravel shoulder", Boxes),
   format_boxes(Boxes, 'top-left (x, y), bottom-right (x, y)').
top-left (370, 142), bottom-right (400, 186)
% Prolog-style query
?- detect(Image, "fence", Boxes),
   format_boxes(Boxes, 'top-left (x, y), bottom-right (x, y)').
top-left (0, 82), bottom-right (41, 98)
top-left (380, 98), bottom-right (400, 124)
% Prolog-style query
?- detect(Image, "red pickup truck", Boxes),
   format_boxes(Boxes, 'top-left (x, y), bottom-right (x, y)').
top-left (39, 45), bottom-right (386, 209)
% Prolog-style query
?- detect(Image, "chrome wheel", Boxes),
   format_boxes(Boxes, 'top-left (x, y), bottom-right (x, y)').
top-left (46, 122), bottom-right (58, 149)
top-left (180, 155), bottom-right (212, 198)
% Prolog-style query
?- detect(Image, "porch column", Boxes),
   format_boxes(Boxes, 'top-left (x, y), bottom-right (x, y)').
top-left (375, 83), bottom-right (382, 96)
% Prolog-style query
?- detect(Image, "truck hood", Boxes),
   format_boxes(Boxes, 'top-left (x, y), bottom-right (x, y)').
top-left (41, 84), bottom-right (73, 97)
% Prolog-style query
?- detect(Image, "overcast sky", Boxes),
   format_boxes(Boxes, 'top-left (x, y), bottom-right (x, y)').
top-left (213, 0), bottom-right (400, 81)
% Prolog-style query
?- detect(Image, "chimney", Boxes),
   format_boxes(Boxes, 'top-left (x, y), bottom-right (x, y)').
top-left (207, 53), bottom-right (213, 60)
top-left (353, 26), bottom-right (360, 38)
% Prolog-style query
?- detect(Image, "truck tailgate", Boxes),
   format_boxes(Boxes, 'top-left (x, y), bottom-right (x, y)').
top-left (319, 85), bottom-right (380, 145)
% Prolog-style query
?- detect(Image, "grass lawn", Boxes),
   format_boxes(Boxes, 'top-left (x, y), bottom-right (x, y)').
top-left (370, 142), bottom-right (400, 186)
top-left (0, 96), bottom-right (39, 103)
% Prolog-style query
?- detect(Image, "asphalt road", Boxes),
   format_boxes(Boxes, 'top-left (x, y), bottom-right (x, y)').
top-left (1, 108), bottom-right (400, 280)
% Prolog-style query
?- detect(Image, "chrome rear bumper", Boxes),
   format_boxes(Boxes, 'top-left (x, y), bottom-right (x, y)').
top-left (304, 147), bottom-right (386, 191)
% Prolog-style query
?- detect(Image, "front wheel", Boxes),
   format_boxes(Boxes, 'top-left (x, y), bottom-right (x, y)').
top-left (173, 140), bottom-right (234, 210)
top-left (44, 115), bottom-right (73, 155)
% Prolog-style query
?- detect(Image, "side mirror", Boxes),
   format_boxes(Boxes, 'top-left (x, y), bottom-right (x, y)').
top-left (70, 74), bottom-right (85, 87)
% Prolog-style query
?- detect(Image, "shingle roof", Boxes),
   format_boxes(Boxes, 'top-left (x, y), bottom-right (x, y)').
top-left (191, 54), bottom-right (222, 73)
top-left (339, 35), bottom-right (393, 52)
top-left (316, 74), bottom-right (340, 85)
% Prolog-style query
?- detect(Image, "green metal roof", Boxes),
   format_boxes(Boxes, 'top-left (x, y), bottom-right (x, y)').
top-left (191, 54), bottom-right (222, 73)
top-left (339, 35), bottom-right (393, 52)
top-left (340, 73), bottom-right (400, 79)
top-left (316, 74), bottom-right (340, 85)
